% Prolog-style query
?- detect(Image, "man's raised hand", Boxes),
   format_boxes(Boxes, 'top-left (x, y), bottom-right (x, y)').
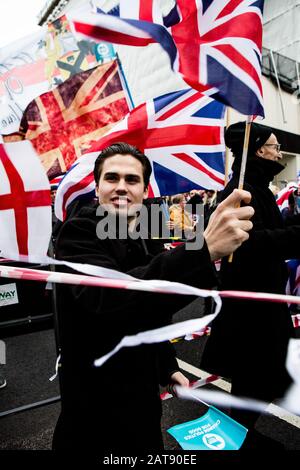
top-left (204, 189), bottom-right (254, 261)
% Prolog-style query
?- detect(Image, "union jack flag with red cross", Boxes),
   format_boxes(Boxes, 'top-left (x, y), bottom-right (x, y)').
top-left (171, 0), bottom-right (265, 117)
top-left (55, 87), bottom-right (225, 221)
top-left (70, 0), bottom-right (265, 117)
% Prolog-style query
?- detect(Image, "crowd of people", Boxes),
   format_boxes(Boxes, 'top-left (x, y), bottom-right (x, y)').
top-left (9, 122), bottom-right (299, 452)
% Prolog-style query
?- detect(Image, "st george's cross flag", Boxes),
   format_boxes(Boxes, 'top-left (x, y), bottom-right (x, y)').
top-left (55, 87), bottom-right (225, 221)
top-left (50, 174), bottom-right (65, 190)
top-left (69, 0), bottom-right (265, 117)
top-left (16, 60), bottom-right (130, 179)
top-left (0, 140), bottom-right (51, 259)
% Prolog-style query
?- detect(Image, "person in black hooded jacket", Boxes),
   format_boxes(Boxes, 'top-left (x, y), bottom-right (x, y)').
top-left (52, 142), bottom-right (254, 453)
top-left (201, 122), bottom-right (300, 447)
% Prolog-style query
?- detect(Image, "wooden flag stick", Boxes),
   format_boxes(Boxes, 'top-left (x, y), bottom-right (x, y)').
top-left (224, 107), bottom-right (231, 186)
top-left (228, 116), bottom-right (252, 263)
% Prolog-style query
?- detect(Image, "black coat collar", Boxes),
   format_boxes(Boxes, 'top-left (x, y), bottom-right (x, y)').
top-left (232, 155), bottom-right (284, 187)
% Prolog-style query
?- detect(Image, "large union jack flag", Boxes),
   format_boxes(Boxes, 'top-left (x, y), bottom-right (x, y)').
top-left (14, 60), bottom-right (130, 179)
top-left (69, 0), bottom-right (265, 116)
top-left (55, 87), bottom-right (225, 221)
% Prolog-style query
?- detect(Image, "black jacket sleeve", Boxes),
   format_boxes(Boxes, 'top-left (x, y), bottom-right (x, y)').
top-left (156, 342), bottom-right (179, 387)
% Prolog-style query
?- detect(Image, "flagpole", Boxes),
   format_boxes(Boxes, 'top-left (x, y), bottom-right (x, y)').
top-left (224, 107), bottom-right (231, 186)
top-left (116, 53), bottom-right (135, 110)
top-left (228, 115), bottom-right (252, 263)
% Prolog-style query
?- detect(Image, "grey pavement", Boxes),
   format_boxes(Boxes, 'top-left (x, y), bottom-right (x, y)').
top-left (0, 297), bottom-right (300, 457)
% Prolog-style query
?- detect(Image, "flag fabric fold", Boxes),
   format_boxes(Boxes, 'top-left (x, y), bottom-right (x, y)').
top-left (0, 141), bottom-right (51, 257)
top-left (170, 0), bottom-right (265, 117)
top-left (0, 15), bottom-right (98, 135)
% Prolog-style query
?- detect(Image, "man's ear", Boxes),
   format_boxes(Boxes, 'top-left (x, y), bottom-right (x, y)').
top-left (95, 185), bottom-right (99, 197)
top-left (255, 146), bottom-right (264, 157)
top-left (143, 186), bottom-right (149, 200)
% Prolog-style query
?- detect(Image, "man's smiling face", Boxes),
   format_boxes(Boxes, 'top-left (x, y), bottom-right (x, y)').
top-left (96, 153), bottom-right (149, 216)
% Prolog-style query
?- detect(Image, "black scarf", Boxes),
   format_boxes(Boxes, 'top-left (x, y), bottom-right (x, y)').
top-left (232, 155), bottom-right (284, 187)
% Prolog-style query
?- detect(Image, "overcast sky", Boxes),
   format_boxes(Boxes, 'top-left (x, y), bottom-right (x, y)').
top-left (0, 0), bottom-right (46, 48)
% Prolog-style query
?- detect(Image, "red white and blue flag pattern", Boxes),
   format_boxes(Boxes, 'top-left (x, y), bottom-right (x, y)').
top-left (170, 0), bottom-right (265, 117)
top-left (55, 88), bottom-right (225, 221)
top-left (69, 0), bottom-right (265, 116)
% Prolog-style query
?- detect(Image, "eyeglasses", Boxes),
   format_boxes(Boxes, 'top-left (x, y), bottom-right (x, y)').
top-left (264, 143), bottom-right (281, 152)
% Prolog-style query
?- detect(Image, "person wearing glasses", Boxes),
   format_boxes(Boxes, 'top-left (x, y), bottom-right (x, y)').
top-left (201, 122), bottom-right (300, 449)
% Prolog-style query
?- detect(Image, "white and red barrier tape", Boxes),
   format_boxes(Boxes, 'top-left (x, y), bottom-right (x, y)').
top-left (0, 264), bottom-right (300, 306)
top-left (1, 263), bottom-right (300, 372)
top-left (160, 374), bottom-right (220, 401)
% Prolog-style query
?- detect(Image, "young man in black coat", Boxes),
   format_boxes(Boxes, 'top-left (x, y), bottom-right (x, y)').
top-left (201, 122), bottom-right (300, 448)
top-left (52, 142), bottom-right (254, 453)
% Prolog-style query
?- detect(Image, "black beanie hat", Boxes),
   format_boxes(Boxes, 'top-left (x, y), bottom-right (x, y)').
top-left (225, 121), bottom-right (273, 157)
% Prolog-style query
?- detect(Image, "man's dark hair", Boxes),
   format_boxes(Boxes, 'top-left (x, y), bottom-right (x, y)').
top-left (93, 142), bottom-right (152, 189)
top-left (172, 194), bottom-right (184, 205)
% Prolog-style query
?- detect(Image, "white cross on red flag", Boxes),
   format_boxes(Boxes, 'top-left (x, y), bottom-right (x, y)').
top-left (0, 140), bottom-right (52, 260)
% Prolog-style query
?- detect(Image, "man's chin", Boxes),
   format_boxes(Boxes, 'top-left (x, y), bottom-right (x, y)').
top-left (102, 203), bottom-right (142, 217)
top-left (102, 204), bottom-right (132, 217)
